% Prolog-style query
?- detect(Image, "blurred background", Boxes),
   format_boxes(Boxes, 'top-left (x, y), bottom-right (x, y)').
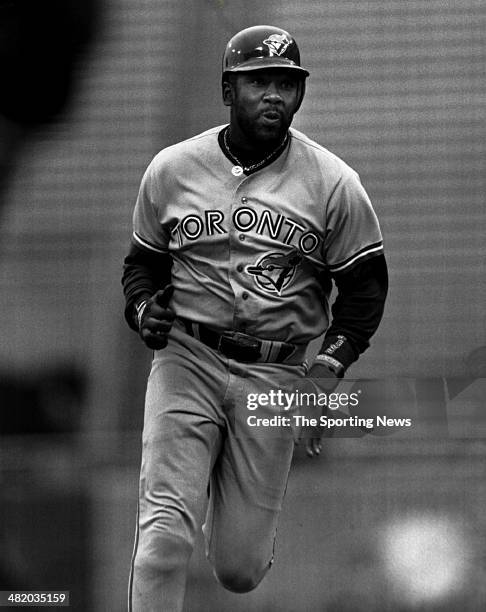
top-left (0, 0), bottom-right (485, 610)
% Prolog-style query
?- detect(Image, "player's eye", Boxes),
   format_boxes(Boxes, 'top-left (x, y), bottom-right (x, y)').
top-left (281, 80), bottom-right (297, 90)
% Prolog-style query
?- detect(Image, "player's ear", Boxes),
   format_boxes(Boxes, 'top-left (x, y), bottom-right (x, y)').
top-left (294, 77), bottom-right (307, 113)
top-left (222, 76), bottom-right (234, 106)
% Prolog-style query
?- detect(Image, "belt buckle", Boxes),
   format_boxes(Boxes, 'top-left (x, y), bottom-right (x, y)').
top-left (218, 331), bottom-right (262, 362)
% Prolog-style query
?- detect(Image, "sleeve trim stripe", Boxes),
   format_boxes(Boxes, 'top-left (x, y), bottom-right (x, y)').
top-left (132, 232), bottom-right (167, 254)
top-left (329, 240), bottom-right (383, 269)
top-left (329, 243), bottom-right (383, 273)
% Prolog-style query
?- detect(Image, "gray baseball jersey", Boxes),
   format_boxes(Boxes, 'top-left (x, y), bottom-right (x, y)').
top-left (131, 125), bottom-right (383, 347)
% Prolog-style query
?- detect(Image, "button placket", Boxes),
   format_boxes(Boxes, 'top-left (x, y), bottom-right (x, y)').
top-left (229, 181), bottom-right (254, 327)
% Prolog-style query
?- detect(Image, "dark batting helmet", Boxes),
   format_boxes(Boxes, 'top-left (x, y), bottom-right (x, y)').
top-left (222, 25), bottom-right (309, 78)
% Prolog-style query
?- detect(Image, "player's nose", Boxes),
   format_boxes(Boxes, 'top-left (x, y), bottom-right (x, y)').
top-left (262, 81), bottom-right (283, 101)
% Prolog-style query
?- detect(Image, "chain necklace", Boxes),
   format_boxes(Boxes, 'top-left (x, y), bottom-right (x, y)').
top-left (223, 127), bottom-right (289, 177)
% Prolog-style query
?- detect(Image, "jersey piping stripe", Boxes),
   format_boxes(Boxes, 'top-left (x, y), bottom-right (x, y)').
top-left (133, 231), bottom-right (167, 254)
top-left (127, 500), bottom-right (140, 612)
top-left (329, 242), bottom-right (383, 273)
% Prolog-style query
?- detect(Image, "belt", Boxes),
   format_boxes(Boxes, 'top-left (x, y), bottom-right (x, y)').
top-left (178, 318), bottom-right (296, 364)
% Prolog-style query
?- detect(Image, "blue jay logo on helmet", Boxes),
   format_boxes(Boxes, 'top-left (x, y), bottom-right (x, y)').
top-left (263, 34), bottom-right (291, 57)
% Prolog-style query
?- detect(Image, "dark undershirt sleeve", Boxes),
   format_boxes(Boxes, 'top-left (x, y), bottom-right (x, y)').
top-left (121, 242), bottom-right (173, 331)
top-left (318, 254), bottom-right (388, 371)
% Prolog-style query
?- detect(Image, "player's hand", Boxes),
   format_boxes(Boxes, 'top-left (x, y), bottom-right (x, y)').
top-left (299, 361), bottom-right (340, 458)
top-left (138, 285), bottom-right (175, 350)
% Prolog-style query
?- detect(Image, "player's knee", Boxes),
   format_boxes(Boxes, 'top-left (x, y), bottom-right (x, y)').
top-left (214, 559), bottom-right (271, 593)
top-left (134, 529), bottom-right (193, 579)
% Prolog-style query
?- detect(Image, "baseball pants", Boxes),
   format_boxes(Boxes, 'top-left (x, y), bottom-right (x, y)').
top-left (128, 322), bottom-right (305, 612)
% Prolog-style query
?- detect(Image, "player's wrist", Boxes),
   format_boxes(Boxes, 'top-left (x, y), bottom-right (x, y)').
top-left (318, 334), bottom-right (357, 373)
top-left (312, 354), bottom-right (345, 378)
top-left (133, 293), bottom-right (153, 331)
top-left (135, 299), bottom-right (150, 331)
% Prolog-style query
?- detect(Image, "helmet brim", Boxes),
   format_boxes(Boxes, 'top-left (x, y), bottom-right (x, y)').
top-left (224, 57), bottom-right (309, 77)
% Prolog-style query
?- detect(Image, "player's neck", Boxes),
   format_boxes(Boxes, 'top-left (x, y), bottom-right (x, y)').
top-left (225, 126), bottom-right (287, 168)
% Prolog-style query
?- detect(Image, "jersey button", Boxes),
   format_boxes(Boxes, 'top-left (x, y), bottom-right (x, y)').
top-left (242, 292), bottom-right (249, 300)
top-left (237, 264), bottom-right (244, 272)
top-left (239, 234), bottom-right (245, 241)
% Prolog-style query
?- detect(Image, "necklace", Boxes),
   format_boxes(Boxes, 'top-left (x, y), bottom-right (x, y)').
top-left (223, 128), bottom-right (289, 177)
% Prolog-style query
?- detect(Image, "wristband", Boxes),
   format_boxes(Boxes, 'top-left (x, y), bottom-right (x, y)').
top-left (314, 353), bottom-right (345, 378)
top-left (319, 334), bottom-right (357, 371)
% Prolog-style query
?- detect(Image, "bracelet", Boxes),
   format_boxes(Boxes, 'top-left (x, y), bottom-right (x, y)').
top-left (135, 299), bottom-right (149, 331)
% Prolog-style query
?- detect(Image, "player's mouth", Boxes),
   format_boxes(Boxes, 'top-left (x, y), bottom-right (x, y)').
top-left (260, 109), bottom-right (281, 124)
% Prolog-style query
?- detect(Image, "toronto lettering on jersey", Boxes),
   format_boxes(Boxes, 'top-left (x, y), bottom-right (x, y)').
top-left (171, 207), bottom-right (321, 255)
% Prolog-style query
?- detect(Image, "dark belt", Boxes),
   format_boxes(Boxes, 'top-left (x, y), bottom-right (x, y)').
top-left (179, 318), bottom-right (296, 364)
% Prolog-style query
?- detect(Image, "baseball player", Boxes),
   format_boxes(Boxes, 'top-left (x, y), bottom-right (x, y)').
top-left (122, 25), bottom-right (388, 611)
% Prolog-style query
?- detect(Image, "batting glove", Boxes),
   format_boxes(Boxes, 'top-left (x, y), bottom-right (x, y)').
top-left (137, 285), bottom-right (175, 350)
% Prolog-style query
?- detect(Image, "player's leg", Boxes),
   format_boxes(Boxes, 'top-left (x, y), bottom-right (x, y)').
top-left (204, 360), bottom-right (304, 593)
top-left (129, 327), bottom-right (226, 612)
top-left (205, 433), bottom-right (294, 593)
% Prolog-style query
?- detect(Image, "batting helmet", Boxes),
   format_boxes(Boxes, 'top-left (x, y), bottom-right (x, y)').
top-left (222, 25), bottom-right (309, 78)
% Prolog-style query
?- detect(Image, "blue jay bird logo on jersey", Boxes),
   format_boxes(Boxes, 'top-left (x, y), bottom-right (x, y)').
top-left (263, 34), bottom-right (291, 56)
top-left (246, 250), bottom-right (302, 295)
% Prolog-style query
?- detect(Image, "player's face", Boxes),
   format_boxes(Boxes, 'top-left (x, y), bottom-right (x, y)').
top-left (223, 69), bottom-right (304, 148)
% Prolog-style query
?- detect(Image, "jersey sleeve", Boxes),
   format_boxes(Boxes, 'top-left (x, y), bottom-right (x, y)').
top-left (323, 174), bottom-right (383, 275)
top-left (131, 159), bottom-right (170, 254)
